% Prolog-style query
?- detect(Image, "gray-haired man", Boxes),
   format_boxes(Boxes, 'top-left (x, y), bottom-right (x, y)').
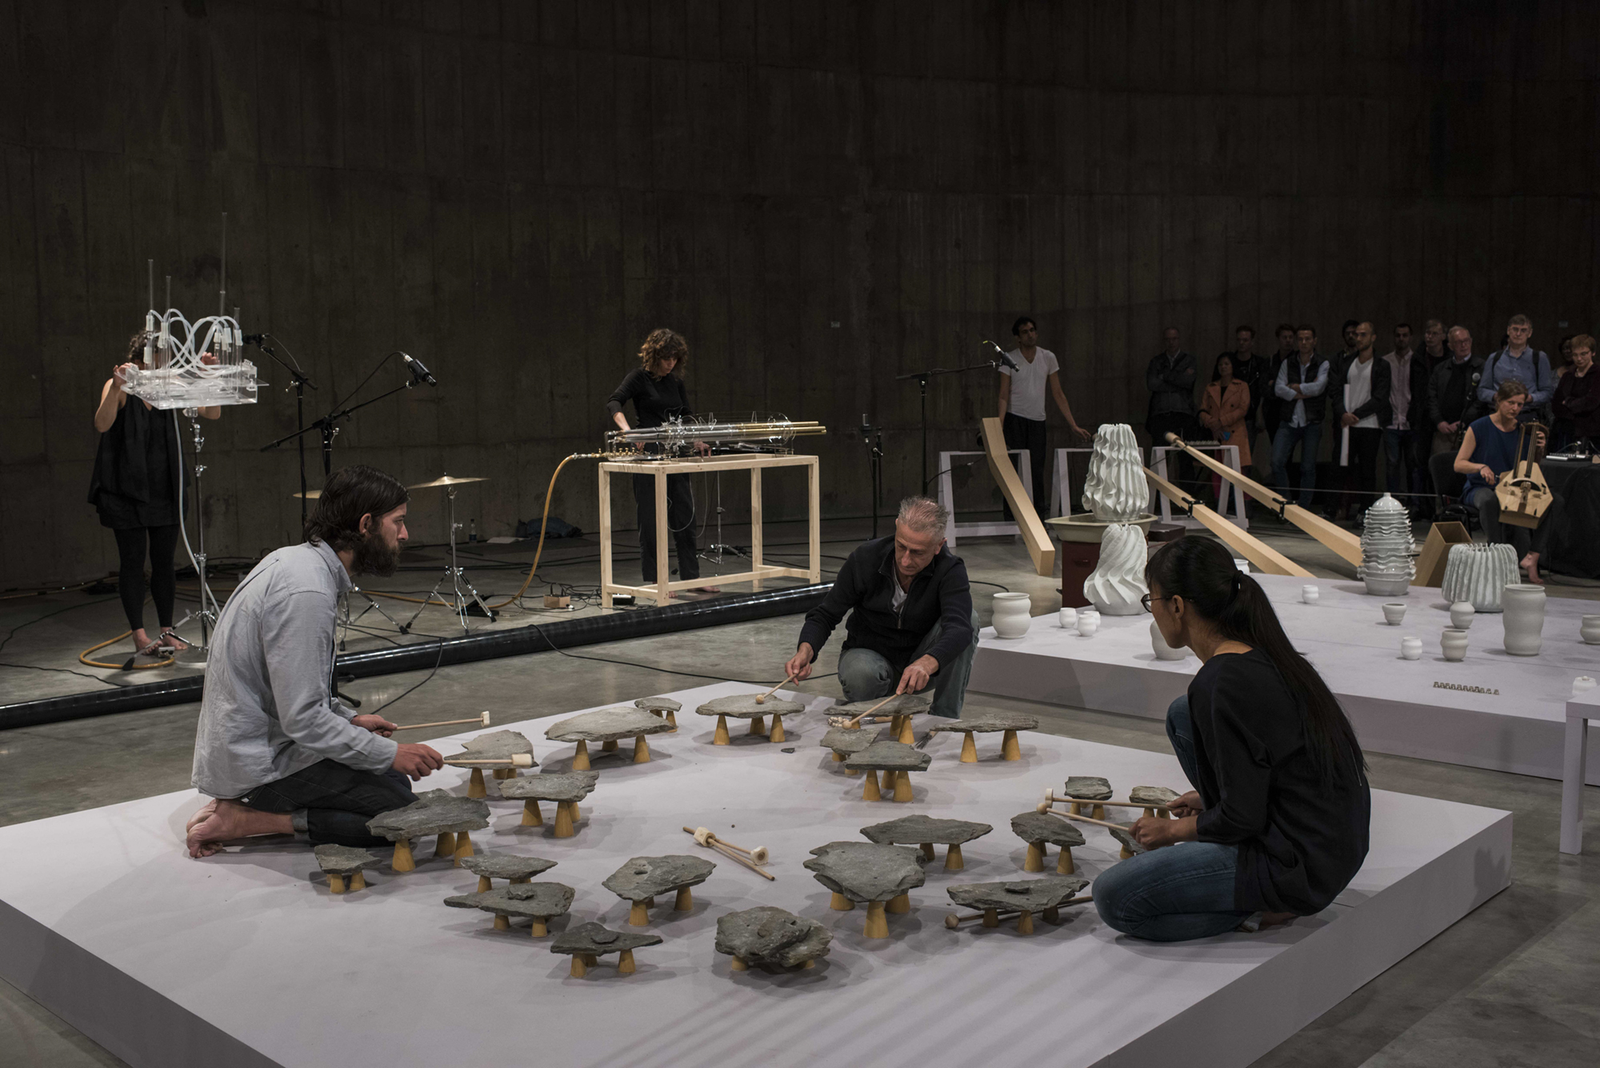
top-left (785, 497), bottom-right (979, 718)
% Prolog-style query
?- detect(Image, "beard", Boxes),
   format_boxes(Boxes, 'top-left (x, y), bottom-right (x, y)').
top-left (350, 528), bottom-right (401, 577)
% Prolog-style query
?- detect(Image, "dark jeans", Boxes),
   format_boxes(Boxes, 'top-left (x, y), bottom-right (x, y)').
top-left (1468, 486), bottom-right (1560, 559)
top-left (1093, 696), bottom-right (1252, 941)
top-left (633, 472), bottom-right (700, 583)
top-left (1382, 428), bottom-right (1415, 499)
top-left (1001, 413), bottom-right (1046, 520)
top-left (112, 524), bottom-right (180, 631)
top-left (1338, 426), bottom-right (1382, 515)
top-left (1271, 422), bottom-right (1323, 507)
top-left (835, 610), bottom-right (981, 718)
top-left (1147, 412), bottom-right (1196, 497)
top-left (238, 759), bottom-right (417, 847)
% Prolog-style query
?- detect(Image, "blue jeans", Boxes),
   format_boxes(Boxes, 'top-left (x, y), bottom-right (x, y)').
top-left (836, 610), bottom-right (980, 718)
top-left (1093, 696), bottom-right (1252, 941)
top-left (1271, 422), bottom-right (1322, 507)
top-left (239, 759), bottom-right (418, 847)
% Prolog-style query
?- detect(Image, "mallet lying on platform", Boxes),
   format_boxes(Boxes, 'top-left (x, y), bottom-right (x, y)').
top-left (1040, 788), bottom-right (1171, 813)
top-left (393, 711), bottom-right (492, 732)
top-left (683, 826), bottom-right (775, 880)
top-left (1035, 805), bottom-right (1132, 832)
top-left (444, 754), bottom-right (535, 769)
top-left (754, 673), bottom-right (798, 705)
top-left (943, 895), bottom-right (1092, 929)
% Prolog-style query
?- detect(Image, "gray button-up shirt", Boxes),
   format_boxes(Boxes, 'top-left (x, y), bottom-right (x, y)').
top-left (192, 540), bottom-right (397, 799)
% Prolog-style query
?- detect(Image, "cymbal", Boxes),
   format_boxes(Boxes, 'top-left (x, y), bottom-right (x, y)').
top-left (408, 474), bottom-right (489, 490)
top-left (291, 490), bottom-right (323, 499)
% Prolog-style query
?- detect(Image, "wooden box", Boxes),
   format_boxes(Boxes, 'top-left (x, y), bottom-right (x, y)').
top-left (1415, 522), bottom-right (1471, 587)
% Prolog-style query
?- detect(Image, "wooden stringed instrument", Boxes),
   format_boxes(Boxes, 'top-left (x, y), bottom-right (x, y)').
top-left (1494, 420), bottom-right (1552, 529)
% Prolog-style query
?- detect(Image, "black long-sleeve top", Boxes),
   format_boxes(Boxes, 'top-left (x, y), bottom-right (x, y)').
top-left (1188, 649), bottom-right (1371, 915)
top-left (795, 536), bottom-right (974, 674)
top-left (1553, 368), bottom-right (1600, 440)
top-left (605, 368), bottom-right (692, 429)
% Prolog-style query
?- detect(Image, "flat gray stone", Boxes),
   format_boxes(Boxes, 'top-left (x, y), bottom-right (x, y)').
top-left (601, 855), bottom-right (716, 902)
top-left (804, 841), bottom-right (926, 903)
top-left (458, 853), bottom-right (558, 880)
top-left (495, 771), bottom-right (599, 803)
top-left (714, 907), bottom-right (832, 968)
top-left (1108, 826), bottom-right (1148, 855)
top-left (818, 726), bottom-right (882, 755)
top-left (946, 875), bottom-right (1090, 912)
top-left (366, 790), bottom-right (490, 841)
top-left (551, 922), bottom-right (663, 958)
top-left (634, 697), bottom-right (682, 713)
top-left (445, 881), bottom-right (575, 920)
top-left (312, 844), bottom-right (381, 876)
top-left (546, 706), bottom-right (674, 743)
top-left (1129, 785), bottom-right (1181, 805)
top-left (860, 815), bottom-right (992, 847)
top-left (843, 740), bottom-right (932, 773)
top-left (926, 711), bottom-right (1039, 734)
top-left (1062, 776), bottom-right (1113, 801)
top-left (696, 694), bottom-right (805, 720)
top-left (458, 730), bottom-right (536, 761)
top-left (833, 693), bottom-right (932, 718)
top-left (1009, 812), bottom-right (1087, 847)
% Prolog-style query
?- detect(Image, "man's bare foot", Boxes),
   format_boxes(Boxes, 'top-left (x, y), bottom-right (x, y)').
top-left (691, 586), bottom-right (722, 594)
top-left (1521, 553), bottom-right (1544, 585)
top-left (186, 798), bottom-right (219, 833)
top-left (185, 800), bottom-right (294, 858)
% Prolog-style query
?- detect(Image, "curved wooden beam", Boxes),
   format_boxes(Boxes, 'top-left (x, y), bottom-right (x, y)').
top-left (979, 417), bottom-right (1055, 576)
top-left (1143, 467), bottom-right (1313, 578)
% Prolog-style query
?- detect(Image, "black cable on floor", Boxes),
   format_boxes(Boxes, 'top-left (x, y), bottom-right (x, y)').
top-left (369, 635), bottom-right (448, 716)
top-left (0, 661), bottom-right (122, 687)
top-left (0, 596), bottom-right (121, 657)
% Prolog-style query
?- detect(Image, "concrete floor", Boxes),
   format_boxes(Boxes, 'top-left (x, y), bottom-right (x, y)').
top-left (2, 519), bottom-right (1598, 1067)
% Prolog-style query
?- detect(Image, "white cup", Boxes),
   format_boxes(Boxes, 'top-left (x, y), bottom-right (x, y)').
top-left (1077, 612), bottom-right (1100, 636)
top-left (1400, 636), bottom-right (1422, 661)
top-left (1058, 607), bottom-right (1078, 630)
top-left (1576, 676), bottom-right (1598, 696)
top-left (1301, 585), bottom-right (1320, 604)
top-left (1383, 603), bottom-right (1407, 626)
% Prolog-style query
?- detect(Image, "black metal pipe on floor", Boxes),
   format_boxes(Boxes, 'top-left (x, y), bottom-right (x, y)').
top-left (0, 584), bottom-right (831, 732)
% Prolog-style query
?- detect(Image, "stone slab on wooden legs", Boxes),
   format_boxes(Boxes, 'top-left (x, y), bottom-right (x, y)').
top-left (859, 815), bottom-right (993, 872)
top-left (550, 922), bottom-right (661, 977)
top-left (444, 881), bottom-right (575, 936)
top-left (367, 791), bottom-right (490, 871)
top-left (1010, 811), bottom-right (1087, 873)
top-left (695, 694), bottom-right (806, 745)
top-left (546, 707), bottom-right (674, 768)
top-left (313, 845), bottom-right (382, 894)
top-left (603, 855), bottom-right (717, 925)
top-left (927, 711), bottom-right (1038, 762)
top-left (946, 876), bottom-right (1089, 934)
top-left (804, 841), bottom-right (925, 938)
top-left (713, 906), bottom-right (832, 972)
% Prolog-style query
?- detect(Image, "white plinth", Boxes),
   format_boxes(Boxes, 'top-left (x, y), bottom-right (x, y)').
top-left (971, 573), bottom-right (1600, 787)
top-left (0, 681), bottom-right (1509, 1068)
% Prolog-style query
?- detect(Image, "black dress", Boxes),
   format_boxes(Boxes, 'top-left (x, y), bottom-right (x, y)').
top-left (88, 396), bottom-right (182, 529)
top-left (605, 369), bottom-right (701, 583)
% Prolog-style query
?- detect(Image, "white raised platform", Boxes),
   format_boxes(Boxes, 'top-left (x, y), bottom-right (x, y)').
top-left (0, 682), bottom-right (1509, 1068)
top-left (972, 574), bottom-right (1600, 786)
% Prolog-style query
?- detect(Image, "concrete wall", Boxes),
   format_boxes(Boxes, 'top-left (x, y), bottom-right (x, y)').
top-left (3, 0), bottom-right (1596, 588)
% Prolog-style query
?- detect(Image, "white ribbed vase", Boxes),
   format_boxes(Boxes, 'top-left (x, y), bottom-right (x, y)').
top-left (1440, 543), bottom-right (1520, 612)
top-left (1083, 523), bottom-right (1149, 616)
top-left (1357, 493), bottom-right (1415, 596)
top-left (1081, 424), bottom-right (1146, 521)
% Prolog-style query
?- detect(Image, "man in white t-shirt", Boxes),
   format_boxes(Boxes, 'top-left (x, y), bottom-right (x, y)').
top-left (998, 316), bottom-right (1090, 519)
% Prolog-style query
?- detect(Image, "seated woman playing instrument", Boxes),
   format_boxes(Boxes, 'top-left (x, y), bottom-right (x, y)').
top-left (1093, 537), bottom-right (1371, 941)
top-left (1454, 377), bottom-right (1559, 585)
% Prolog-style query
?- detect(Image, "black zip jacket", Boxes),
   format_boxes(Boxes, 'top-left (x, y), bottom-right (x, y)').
top-left (796, 537), bottom-right (974, 672)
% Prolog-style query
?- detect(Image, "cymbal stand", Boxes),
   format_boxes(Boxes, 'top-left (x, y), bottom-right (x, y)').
top-left (406, 484), bottom-right (496, 634)
top-left (167, 408), bottom-right (223, 661)
top-left (337, 586), bottom-right (410, 650)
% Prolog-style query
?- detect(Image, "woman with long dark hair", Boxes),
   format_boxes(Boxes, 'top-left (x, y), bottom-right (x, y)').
top-left (88, 329), bottom-right (220, 658)
top-left (1092, 536), bottom-right (1371, 941)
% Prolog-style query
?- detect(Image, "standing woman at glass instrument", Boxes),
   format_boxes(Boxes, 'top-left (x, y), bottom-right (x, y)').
top-left (89, 330), bottom-right (221, 658)
top-left (605, 328), bottom-right (718, 594)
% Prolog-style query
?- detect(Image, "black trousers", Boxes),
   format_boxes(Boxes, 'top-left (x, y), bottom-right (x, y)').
top-left (112, 524), bottom-right (181, 631)
top-left (1001, 413), bottom-right (1048, 520)
top-left (239, 759), bottom-right (418, 847)
top-left (1338, 426), bottom-right (1382, 515)
top-left (633, 473), bottom-right (700, 582)
top-left (1147, 412), bottom-right (1197, 499)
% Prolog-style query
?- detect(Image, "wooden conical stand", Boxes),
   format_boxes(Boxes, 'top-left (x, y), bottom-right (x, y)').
top-left (553, 801), bottom-right (576, 838)
top-left (959, 732), bottom-right (978, 762)
top-left (863, 900), bottom-right (889, 938)
top-left (944, 844), bottom-right (964, 871)
top-left (467, 768), bottom-right (487, 798)
top-left (434, 832), bottom-right (455, 858)
top-left (453, 830), bottom-right (474, 865)
top-left (861, 770), bottom-right (881, 801)
top-left (571, 740), bottom-right (591, 770)
top-left (1023, 841), bottom-right (1045, 872)
top-left (522, 799), bottom-right (544, 827)
top-left (769, 715), bottom-right (786, 743)
top-left (1000, 730), bottom-right (1021, 761)
top-left (1056, 847), bottom-right (1075, 875)
top-left (633, 734), bottom-right (651, 763)
top-left (391, 838), bottom-right (415, 872)
top-left (713, 715), bottom-right (731, 745)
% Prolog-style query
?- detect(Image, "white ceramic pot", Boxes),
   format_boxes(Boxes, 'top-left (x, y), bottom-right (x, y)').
top-left (1382, 603), bottom-right (1407, 626)
top-left (1150, 621), bottom-right (1187, 661)
top-left (1358, 493), bottom-right (1416, 596)
top-left (1301, 585), bottom-right (1320, 604)
top-left (1058, 607), bottom-right (1077, 630)
top-left (1076, 611), bottom-right (1100, 636)
top-left (991, 592), bottom-right (1032, 639)
top-left (1083, 523), bottom-right (1149, 616)
top-left (1449, 602), bottom-right (1475, 630)
top-left (1400, 636), bottom-right (1423, 660)
top-left (1440, 628), bottom-right (1468, 662)
top-left (1500, 583), bottom-right (1546, 656)
top-left (1574, 676), bottom-right (1597, 696)
top-left (1581, 614), bottom-right (1600, 645)
top-left (1440, 543), bottom-right (1519, 612)
top-left (1081, 424), bottom-right (1147, 521)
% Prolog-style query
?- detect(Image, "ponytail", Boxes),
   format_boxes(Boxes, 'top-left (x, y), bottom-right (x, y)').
top-left (1147, 537), bottom-right (1366, 783)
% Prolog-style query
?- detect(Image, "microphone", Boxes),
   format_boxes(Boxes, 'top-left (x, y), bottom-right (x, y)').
top-left (401, 352), bottom-right (437, 386)
top-left (984, 340), bottom-right (1019, 371)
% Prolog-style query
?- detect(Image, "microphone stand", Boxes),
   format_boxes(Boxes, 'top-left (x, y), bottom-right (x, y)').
top-left (894, 358), bottom-right (1008, 490)
top-left (264, 353), bottom-right (418, 479)
top-left (859, 415), bottom-right (884, 538)
top-left (253, 336), bottom-right (319, 529)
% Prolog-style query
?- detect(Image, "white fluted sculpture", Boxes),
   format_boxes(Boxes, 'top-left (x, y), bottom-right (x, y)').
top-left (1440, 543), bottom-right (1519, 612)
top-left (1081, 424), bottom-right (1147, 522)
top-left (1083, 522), bottom-right (1149, 616)
top-left (1357, 494), bottom-right (1415, 596)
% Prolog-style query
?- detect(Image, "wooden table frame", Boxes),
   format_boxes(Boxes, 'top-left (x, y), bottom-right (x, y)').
top-left (599, 454), bottom-right (821, 607)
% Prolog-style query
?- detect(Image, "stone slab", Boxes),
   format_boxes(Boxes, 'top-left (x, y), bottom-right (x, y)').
top-left (1010, 811), bottom-right (1087, 847)
top-left (696, 694), bottom-right (805, 720)
top-left (551, 922), bottom-right (662, 957)
top-left (494, 771), bottom-right (598, 803)
top-left (859, 815), bottom-right (992, 847)
top-left (946, 875), bottom-right (1090, 912)
top-left (818, 726), bottom-right (881, 755)
top-left (1130, 786), bottom-right (1181, 805)
top-left (366, 791), bottom-right (491, 841)
top-left (1062, 776), bottom-right (1113, 800)
top-left (546, 707), bottom-right (674, 742)
top-left (926, 711), bottom-right (1038, 734)
top-left (714, 907), bottom-right (832, 968)
top-left (1107, 826), bottom-right (1148, 855)
top-left (457, 730), bottom-right (536, 760)
top-left (634, 697), bottom-right (682, 712)
top-left (457, 853), bottom-right (558, 881)
top-left (311, 845), bottom-right (381, 876)
top-left (832, 694), bottom-right (932, 718)
top-left (803, 841), bottom-right (926, 903)
top-left (444, 882), bottom-right (574, 920)
top-left (842, 740), bottom-right (932, 773)
top-left (601, 855), bottom-right (716, 901)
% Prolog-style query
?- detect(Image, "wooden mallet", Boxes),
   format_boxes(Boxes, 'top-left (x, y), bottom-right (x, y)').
top-left (1041, 787), bottom-right (1171, 814)
top-left (683, 826), bottom-right (775, 880)
top-left (393, 711), bottom-right (492, 732)
top-left (443, 753), bottom-right (534, 768)
top-left (846, 692), bottom-right (901, 729)
top-left (754, 673), bottom-right (798, 705)
top-left (1035, 804), bottom-right (1133, 832)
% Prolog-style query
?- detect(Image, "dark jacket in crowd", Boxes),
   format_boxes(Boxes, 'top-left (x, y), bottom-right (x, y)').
top-left (1330, 353), bottom-right (1393, 427)
top-left (1553, 368), bottom-right (1600, 443)
top-left (1387, 350), bottom-right (1431, 431)
top-left (1277, 354), bottom-right (1331, 425)
top-left (796, 536), bottom-right (974, 674)
top-left (1263, 350), bottom-right (1296, 433)
top-left (1145, 350), bottom-right (1197, 424)
top-left (1426, 353), bottom-right (1486, 432)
